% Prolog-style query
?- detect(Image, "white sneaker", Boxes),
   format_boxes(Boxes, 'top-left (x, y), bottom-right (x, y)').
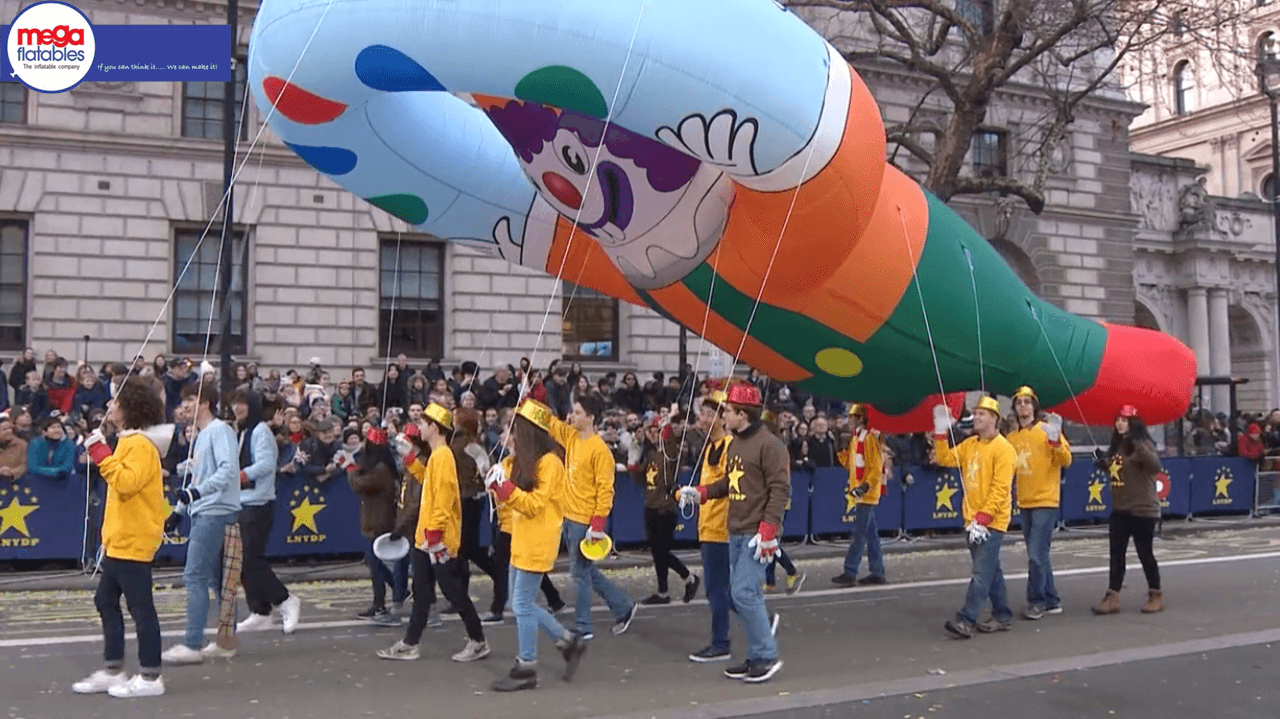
top-left (201, 642), bottom-right (236, 659)
top-left (161, 644), bottom-right (204, 665)
top-left (376, 640), bottom-right (419, 661)
top-left (280, 595), bottom-right (301, 635)
top-left (72, 669), bottom-right (128, 694)
top-left (237, 612), bottom-right (274, 633)
top-left (451, 639), bottom-right (490, 663)
top-left (108, 674), bottom-right (165, 698)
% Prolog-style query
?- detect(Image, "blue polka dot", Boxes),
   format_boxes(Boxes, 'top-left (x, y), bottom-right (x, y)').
top-left (285, 142), bottom-right (358, 175)
top-left (355, 45), bottom-right (446, 92)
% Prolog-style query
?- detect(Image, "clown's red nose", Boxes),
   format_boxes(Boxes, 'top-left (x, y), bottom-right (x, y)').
top-left (542, 172), bottom-right (582, 210)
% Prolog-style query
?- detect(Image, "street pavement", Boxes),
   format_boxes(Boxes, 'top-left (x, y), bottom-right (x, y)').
top-left (0, 525), bottom-right (1277, 718)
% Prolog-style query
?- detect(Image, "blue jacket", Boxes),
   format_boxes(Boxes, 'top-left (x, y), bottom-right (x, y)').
top-left (238, 422), bottom-right (278, 506)
top-left (27, 436), bottom-right (74, 478)
top-left (180, 418), bottom-right (241, 517)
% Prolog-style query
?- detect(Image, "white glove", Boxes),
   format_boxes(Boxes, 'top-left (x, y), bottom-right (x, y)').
top-left (965, 521), bottom-right (990, 545)
top-left (584, 527), bottom-right (608, 542)
top-left (484, 463), bottom-right (506, 490)
top-left (747, 532), bottom-right (780, 564)
top-left (176, 457), bottom-right (193, 476)
top-left (426, 541), bottom-right (449, 564)
top-left (393, 434), bottom-right (413, 457)
top-left (656, 109), bottom-right (759, 177)
top-left (676, 486), bottom-right (702, 509)
top-left (86, 429), bottom-right (106, 448)
top-left (1044, 413), bottom-right (1063, 443)
top-left (932, 405), bottom-right (952, 436)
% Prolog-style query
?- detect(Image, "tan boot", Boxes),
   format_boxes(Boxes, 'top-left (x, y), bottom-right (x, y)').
top-left (1141, 590), bottom-right (1164, 614)
top-left (1091, 589), bottom-right (1120, 615)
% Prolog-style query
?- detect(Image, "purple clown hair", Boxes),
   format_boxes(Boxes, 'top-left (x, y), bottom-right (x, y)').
top-left (485, 99), bottom-right (700, 193)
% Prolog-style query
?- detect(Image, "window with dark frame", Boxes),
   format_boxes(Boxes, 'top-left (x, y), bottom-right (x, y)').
top-left (561, 280), bottom-right (619, 361)
top-left (0, 84), bottom-right (25, 125)
top-left (379, 235), bottom-right (444, 358)
top-left (1173, 60), bottom-right (1193, 116)
top-left (0, 219), bottom-right (28, 352)
top-left (181, 55), bottom-right (248, 140)
top-left (172, 227), bottom-right (248, 354)
top-left (955, 0), bottom-right (995, 35)
top-left (970, 129), bottom-right (1008, 178)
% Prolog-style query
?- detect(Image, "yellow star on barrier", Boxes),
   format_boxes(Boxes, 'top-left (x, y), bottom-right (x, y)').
top-left (0, 498), bottom-right (38, 538)
top-left (935, 484), bottom-right (958, 511)
top-left (290, 497), bottom-right (325, 533)
top-left (727, 467), bottom-right (744, 494)
top-left (1088, 480), bottom-right (1105, 504)
top-left (1214, 472), bottom-right (1232, 499)
top-left (646, 465), bottom-right (658, 487)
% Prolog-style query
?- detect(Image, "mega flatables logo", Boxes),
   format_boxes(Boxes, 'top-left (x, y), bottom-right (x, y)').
top-left (6, 1), bottom-right (96, 93)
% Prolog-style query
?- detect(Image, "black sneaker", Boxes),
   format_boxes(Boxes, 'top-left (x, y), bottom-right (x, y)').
top-left (689, 646), bottom-right (732, 663)
top-left (723, 660), bottom-right (751, 679)
top-left (857, 575), bottom-right (889, 586)
top-left (830, 573), bottom-right (857, 587)
top-left (491, 663), bottom-right (538, 692)
top-left (743, 658), bottom-right (783, 684)
top-left (612, 604), bottom-right (637, 635)
top-left (548, 599), bottom-right (566, 614)
top-left (944, 618), bottom-right (974, 639)
top-left (641, 593), bottom-right (671, 606)
top-left (560, 634), bottom-right (588, 681)
top-left (480, 613), bottom-right (505, 626)
top-left (683, 574), bottom-right (701, 603)
top-left (356, 606), bottom-right (382, 619)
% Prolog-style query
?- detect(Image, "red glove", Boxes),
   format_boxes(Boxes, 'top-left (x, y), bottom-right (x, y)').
top-left (589, 515), bottom-right (607, 534)
top-left (403, 423), bottom-right (420, 439)
top-left (239, 470), bottom-right (249, 488)
top-left (697, 485), bottom-right (710, 503)
top-left (975, 512), bottom-right (993, 527)
top-left (757, 521), bottom-right (778, 542)
top-left (423, 529), bottom-right (443, 546)
top-left (87, 438), bottom-right (112, 465)
top-left (493, 478), bottom-right (515, 502)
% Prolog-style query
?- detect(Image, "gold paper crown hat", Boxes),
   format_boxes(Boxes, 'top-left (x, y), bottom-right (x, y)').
top-left (1012, 386), bottom-right (1038, 402)
top-left (423, 402), bottom-right (454, 432)
top-left (847, 403), bottom-right (868, 418)
top-left (974, 396), bottom-right (1002, 416)
top-left (515, 398), bottom-right (554, 432)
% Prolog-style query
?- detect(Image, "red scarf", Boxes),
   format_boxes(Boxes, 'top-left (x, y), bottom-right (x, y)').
top-left (853, 431), bottom-right (865, 484)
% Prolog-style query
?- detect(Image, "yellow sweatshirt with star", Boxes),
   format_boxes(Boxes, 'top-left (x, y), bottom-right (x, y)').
top-left (698, 434), bottom-right (732, 543)
top-left (98, 433), bottom-right (167, 563)
top-left (933, 434), bottom-right (1015, 532)
top-left (410, 445), bottom-right (461, 554)
top-left (1005, 422), bottom-right (1072, 509)
top-left (847, 429), bottom-right (884, 507)
top-left (547, 416), bottom-right (616, 526)
top-left (503, 453), bottom-right (567, 574)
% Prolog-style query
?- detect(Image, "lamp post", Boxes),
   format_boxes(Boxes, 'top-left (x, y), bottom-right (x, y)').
top-left (1257, 55), bottom-right (1280, 409)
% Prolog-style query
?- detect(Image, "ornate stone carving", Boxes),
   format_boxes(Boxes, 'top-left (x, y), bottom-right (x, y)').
top-left (1176, 177), bottom-right (1217, 237)
top-left (1130, 168), bottom-right (1177, 231)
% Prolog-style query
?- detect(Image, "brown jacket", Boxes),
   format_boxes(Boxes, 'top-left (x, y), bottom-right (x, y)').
top-left (347, 462), bottom-right (399, 539)
top-left (0, 437), bottom-right (27, 479)
top-left (1110, 438), bottom-right (1162, 519)
top-left (705, 422), bottom-right (791, 534)
top-left (450, 437), bottom-right (485, 499)
top-left (631, 437), bottom-right (680, 513)
top-left (392, 466), bottom-right (422, 540)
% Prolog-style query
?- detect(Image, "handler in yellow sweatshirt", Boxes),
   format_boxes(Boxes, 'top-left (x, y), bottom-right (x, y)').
top-left (544, 394), bottom-right (637, 639)
top-left (832, 404), bottom-right (888, 588)
top-left (380, 403), bottom-right (488, 663)
top-left (1005, 386), bottom-right (1072, 619)
top-left (933, 396), bottom-right (1016, 639)
top-left (74, 378), bottom-right (171, 699)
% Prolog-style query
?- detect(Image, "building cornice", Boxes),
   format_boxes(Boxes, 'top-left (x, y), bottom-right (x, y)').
top-left (0, 126), bottom-right (307, 167)
top-left (1130, 94), bottom-right (1272, 141)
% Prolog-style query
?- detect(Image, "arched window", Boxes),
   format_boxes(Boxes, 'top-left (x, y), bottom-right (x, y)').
top-left (1263, 173), bottom-right (1277, 202)
top-left (1259, 31), bottom-right (1276, 62)
top-left (1173, 61), bottom-right (1193, 116)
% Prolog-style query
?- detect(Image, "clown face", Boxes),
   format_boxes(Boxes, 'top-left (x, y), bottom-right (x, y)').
top-left (484, 99), bottom-right (732, 288)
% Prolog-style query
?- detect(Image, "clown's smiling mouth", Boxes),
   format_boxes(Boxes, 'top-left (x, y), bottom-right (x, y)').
top-left (581, 161), bottom-right (634, 243)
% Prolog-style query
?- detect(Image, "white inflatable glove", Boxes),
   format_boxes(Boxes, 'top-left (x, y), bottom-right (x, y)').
top-left (426, 541), bottom-right (449, 564)
top-left (676, 486), bottom-right (702, 509)
top-left (748, 530), bottom-right (780, 564)
top-left (1044, 413), bottom-right (1063, 443)
top-left (393, 434), bottom-right (414, 457)
top-left (965, 521), bottom-right (990, 545)
top-left (484, 463), bottom-right (506, 490)
top-left (932, 405), bottom-right (952, 436)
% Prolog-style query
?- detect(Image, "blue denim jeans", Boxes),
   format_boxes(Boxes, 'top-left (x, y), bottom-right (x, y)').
top-left (562, 519), bottom-right (635, 635)
top-left (701, 542), bottom-right (734, 653)
top-left (956, 529), bottom-right (1012, 625)
top-left (511, 567), bottom-right (570, 663)
top-left (728, 534), bottom-right (777, 662)
top-left (364, 537), bottom-right (409, 609)
top-left (1021, 508), bottom-right (1059, 609)
top-left (842, 503), bottom-right (885, 579)
top-left (183, 512), bottom-right (237, 649)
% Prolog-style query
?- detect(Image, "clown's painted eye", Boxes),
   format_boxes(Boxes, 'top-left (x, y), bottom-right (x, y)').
top-left (553, 130), bottom-right (589, 175)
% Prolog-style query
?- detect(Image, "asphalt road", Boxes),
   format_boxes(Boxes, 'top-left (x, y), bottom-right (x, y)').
top-left (0, 526), bottom-right (1277, 719)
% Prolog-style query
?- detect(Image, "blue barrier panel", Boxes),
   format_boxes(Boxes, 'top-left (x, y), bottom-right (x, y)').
top-left (781, 471), bottom-right (811, 540)
top-left (903, 466), bottom-right (966, 531)
top-left (809, 467), bottom-right (902, 536)
top-left (154, 511), bottom-right (191, 564)
top-left (875, 475), bottom-right (903, 534)
top-left (0, 473), bottom-right (88, 561)
top-left (1188, 457), bottom-right (1255, 515)
top-left (610, 473), bottom-right (648, 544)
top-left (266, 471), bottom-right (366, 558)
top-left (1060, 462), bottom-right (1112, 524)
top-left (1159, 457), bottom-right (1192, 517)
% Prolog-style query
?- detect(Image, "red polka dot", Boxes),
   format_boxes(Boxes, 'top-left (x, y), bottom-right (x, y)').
top-left (262, 76), bottom-right (347, 125)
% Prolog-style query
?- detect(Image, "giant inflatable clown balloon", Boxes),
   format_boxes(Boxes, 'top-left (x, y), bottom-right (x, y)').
top-left (247, 0), bottom-right (1195, 433)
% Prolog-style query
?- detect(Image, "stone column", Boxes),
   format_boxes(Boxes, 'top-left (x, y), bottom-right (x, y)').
top-left (1208, 288), bottom-right (1232, 412)
top-left (1186, 287), bottom-right (1211, 387)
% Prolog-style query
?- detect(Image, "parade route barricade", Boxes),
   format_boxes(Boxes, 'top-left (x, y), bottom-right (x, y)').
top-left (1256, 470), bottom-right (1280, 515)
top-left (264, 471), bottom-right (368, 559)
top-left (807, 467), bottom-right (902, 539)
top-left (1187, 456), bottom-right (1255, 519)
top-left (902, 466), bottom-right (966, 533)
top-left (0, 472), bottom-right (88, 561)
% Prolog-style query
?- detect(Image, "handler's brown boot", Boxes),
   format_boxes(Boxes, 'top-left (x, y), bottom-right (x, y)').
top-left (1141, 590), bottom-right (1164, 614)
top-left (1091, 590), bottom-right (1120, 615)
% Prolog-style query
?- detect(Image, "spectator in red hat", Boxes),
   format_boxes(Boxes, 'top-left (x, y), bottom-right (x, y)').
top-left (1238, 423), bottom-right (1265, 468)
